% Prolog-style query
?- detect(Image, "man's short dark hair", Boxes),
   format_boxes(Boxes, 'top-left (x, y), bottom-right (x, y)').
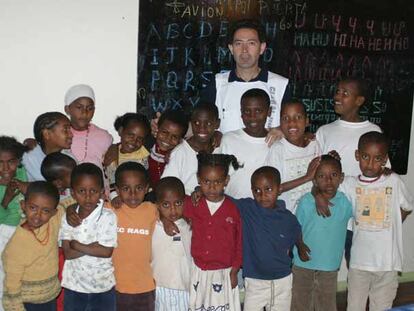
top-left (229, 19), bottom-right (266, 44)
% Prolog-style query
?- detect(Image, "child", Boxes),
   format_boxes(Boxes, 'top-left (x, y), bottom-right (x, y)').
top-left (104, 113), bottom-right (151, 196)
top-left (148, 109), bottom-right (188, 188)
top-left (41, 152), bottom-right (77, 208)
top-left (152, 177), bottom-right (192, 311)
top-left (22, 112), bottom-right (74, 181)
top-left (342, 132), bottom-right (412, 311)
top-left (162, 103), bottom-right (220, 195)
top-left (0, 136), bottom-right (28, 310)
top-left (291, 155), bottom-right (353, 311)
top-left (111, 162), bottom-right (158, 310)
top-left (3, 181), bottom-right (63, 311)
top-left (217, 88), bottom-right (271, 199)
top-left (41, 152), bottom-right (77, 311)
top-left (64, 84), bottom-right (113, 169)
top-left (59, 163), bottom-right (117, 311)
top-left (316, 78), bottom-right (387, 265)
top-left (185, 153), bottom-right (242, 311)
top-left (265, 101), bottom-right (321, 212)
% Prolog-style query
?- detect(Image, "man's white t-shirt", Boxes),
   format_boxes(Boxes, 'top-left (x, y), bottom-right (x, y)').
top-left (265, 138), bottom-right (321, 213)
top-left (340, 174), bottom-right (413, 271)
top-left (316, 119), bottom-right (383, 177)
top-left (216, 129), bottom-right (269, 199)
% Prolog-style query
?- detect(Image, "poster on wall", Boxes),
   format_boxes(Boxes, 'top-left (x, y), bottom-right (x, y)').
top-left (137, 0), bottom-right (414, 174)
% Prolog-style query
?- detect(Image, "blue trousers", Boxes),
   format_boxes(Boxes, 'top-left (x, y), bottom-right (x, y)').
top-left (64, 287), bottom-right (115, 311)
top-left (24, 299), bottom-right (56, 311)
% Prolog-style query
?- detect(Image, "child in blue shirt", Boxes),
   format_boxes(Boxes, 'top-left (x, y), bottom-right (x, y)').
top-left (291, 155), bottom-right (353, 311)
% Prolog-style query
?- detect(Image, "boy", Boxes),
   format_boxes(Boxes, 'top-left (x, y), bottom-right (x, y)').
top-left (341, 132), bottom-right (412, 311)
top-left (217, 88), bottom-right (271, 199)
top-left (162, 102), bottom-right (220, 194)
top-left (291, 155), bottom-right (353, 311)
top-left (3, 181), bottom-right (63, 311)
top-left (265, 101), bottom-right (321, 212)
top-left (59, 163), bottom-right (117, 311)
top-left (41, 152), bottom-right (77, 207)
top-left (111, 162), bottom-right (158, 310)
top-left (152, 177), bottom-right (192, 310)
top-left (64, 84), bottom-right (113, 170)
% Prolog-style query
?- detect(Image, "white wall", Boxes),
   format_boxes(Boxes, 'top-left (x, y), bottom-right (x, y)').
top-left (1, 0), bottom-right (414, 273)
top-left (0, 0), bottom-right (139, 139)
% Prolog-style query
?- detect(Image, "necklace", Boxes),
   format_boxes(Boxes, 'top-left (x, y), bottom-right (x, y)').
top-left (77, 126), bottom-right (90, 162)
top-left (29, 223), bottom-right (50, 246)
top-left (358, 173), bottom-right (382, 183)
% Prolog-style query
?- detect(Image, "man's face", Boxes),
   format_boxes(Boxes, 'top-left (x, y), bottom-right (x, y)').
top-left (229, 28), bottom-right (266, 71)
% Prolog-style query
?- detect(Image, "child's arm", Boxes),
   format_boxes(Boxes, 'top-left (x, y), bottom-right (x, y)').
top-left (230, 211), bottom-right (243, 289)
top-left (69, 240), bottom-right (113, 258)
top-left (295, 234), bottom-right (311, 262)
top-left (281, 156), bottom-right (320, 193)
top-left (61, 240), bottom-right (85, 260)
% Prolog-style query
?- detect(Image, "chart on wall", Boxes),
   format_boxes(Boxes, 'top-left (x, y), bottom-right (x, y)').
top-left (137, 0), bottom-right (414, 174)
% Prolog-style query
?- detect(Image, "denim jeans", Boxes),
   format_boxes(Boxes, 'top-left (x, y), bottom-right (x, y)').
top-left (64, 287), bottom-right (115, 311)
top-left (24, 299), bottom-right (56, 311)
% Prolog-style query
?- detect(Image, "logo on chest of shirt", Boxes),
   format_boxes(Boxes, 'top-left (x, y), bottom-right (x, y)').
top-left (117, 226), bottom-right (149, 235)
top-left (225, 217), bottom-right (234, 224)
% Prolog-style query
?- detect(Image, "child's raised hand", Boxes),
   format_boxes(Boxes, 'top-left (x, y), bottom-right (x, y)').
top-left (212, 131), bottom-right (223, 148)
top-left (305, 156), bottom-right (321, 181)
top-left (151, 112), bottom-right (162, 137)
top-left (111, 196), bottom-right (123, 209)
top-left (66, 204), bottom-right (82, 227)
top-left (23, 138), bottom-right (37, 150)
top-left (297, 242), bottom-right (311, 262)
top-left (103, 144), bottom-right (119, 167)
top-left (161, 217), bottom-right (179, 236)
top-left (311, 186), bottom-right (332, 217)
top-left (265, 127), bottom-right (284, 146)
top-left (1, 181), bottom-right (19, 208)
top-left (191, 187), bottom-right (203, 206)
top-left (230, 268), bottom-right (238, 289)
top-left (12, 179), bottom-right (29, 195)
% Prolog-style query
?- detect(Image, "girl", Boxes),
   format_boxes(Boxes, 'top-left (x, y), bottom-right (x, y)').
top-left (104, 113), bottom-right (151, 196)
top-left (22, 112), bottom-right (74, 181)
top-left (161, 103), bottom-right (220, 195)
top-left (185, 153), bottom-right (242, 311)
top-left (64, 84), bottom-right (113, 170)
top-left (0, 136), bottom-right (28, 310)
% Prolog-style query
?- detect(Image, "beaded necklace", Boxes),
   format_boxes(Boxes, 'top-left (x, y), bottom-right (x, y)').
top-left (77, 126), bottom-right (90, 162)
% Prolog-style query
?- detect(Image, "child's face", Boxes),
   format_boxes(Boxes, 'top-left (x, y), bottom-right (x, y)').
top-left (313, 162), bottom-right (344, 199)
top-left (64, 97), bottom-right (95, 131)
top-left (157, 189), bottom-right (185, 222)
top-left (53, 167), bottom-right (73, 192)
top-left (119, 121), bottom-right (147, 154)
top-left (251, 173), bottom-right (280, 209)
top-left (21, 193), bottom-right (57, 230)
top-left (71, 175), bottom-right (103, 212)
top-left (44, 117), bottom-right (73, 150)
top-left (280, 103), bottom-right (308, 146)
top-left (115, 171), bottom-right (149, 208)
top-left (0, 150), bottom-right (19, 185)
top-left (190, 110), bottom-right (219, 143)
top-left (156, 120), bottom-right (184, 152)
top-left (241, 97), bottom-right (270, 136)
top-left (334, 81), bottom-right (364, 119)
top-left (197, 166), bottom-right (229, 202)
top-left (355, 142), bottom-right (388, 178)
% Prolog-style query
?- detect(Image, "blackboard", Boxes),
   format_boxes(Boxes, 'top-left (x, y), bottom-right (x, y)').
top-left (137, 0), bottom-right (414, 174)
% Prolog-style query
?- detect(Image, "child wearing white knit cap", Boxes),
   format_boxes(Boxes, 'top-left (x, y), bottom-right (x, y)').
top-left (64, 84), bottom-right (113, 171)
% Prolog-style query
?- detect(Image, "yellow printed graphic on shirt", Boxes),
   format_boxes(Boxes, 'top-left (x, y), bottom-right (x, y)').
top-left (355, 186), bottom-right (393, 231)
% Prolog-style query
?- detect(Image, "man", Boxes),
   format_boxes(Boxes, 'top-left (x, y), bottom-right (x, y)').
top-left (201, 19), bottom-right (289, 141)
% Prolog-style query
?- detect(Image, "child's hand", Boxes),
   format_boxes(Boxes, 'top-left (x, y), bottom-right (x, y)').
top-left (23, 138), bottom-right (37, 150)
top-left (297, 242), bottom-right (311, 262)
top-left (111, 196), bottom-right (123, 209)
top-left (103, 144), bottom-right (119, 167)
top-left (311, 186), bottom-right (332, 217)
top-left (305, 156), bottom-right (321, 181)
top-left (1, 181), bottom-right (19, 207)
top-left (151, 112), bottom-right (161, 137)
top-left (191, 187), bottom-right (203, 206)
top-left (12, 179), bottom-right (29, 195)
top-left (230, 268), bottom-right (238, 289)
top-left (304, 132), bottom-right (316, 144)
top-left (212, 131), bottom-right (223, 148)
top-left (327, 150), bottom-right (341, 161)
top-left (66, 204), bottom-right (82, 227)
top-left (265, 127), bottom-right (284, 146)
top-left (161, 217), bottom-right (179, 236)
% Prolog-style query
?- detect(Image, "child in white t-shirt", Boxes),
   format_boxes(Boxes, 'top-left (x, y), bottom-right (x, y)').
top-left (265, 100), bottom-right (320, 212)
top-left (339, 132), bottom-right (412, 311)
top-left (217, 88), bottom-right (270, 199)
